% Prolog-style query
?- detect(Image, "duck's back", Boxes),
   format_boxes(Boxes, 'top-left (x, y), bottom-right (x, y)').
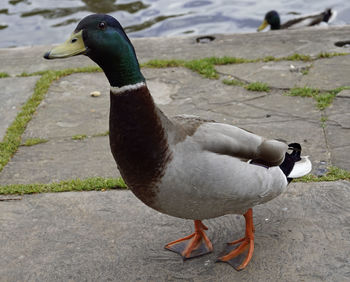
top-left (153, 119), bottom-right (289, 220)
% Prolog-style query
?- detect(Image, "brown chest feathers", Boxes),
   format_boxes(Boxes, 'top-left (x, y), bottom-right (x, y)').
top-left (109, 86), bottom-right (173, 207)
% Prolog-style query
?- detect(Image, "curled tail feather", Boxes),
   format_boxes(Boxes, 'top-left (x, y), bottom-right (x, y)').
top-left (279, 143), bottom-right (312, 183)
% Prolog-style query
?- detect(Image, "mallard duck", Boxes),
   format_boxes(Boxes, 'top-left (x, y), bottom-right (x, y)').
top-left (44, 14), bottom-right (312, 271)
top-left (257, 8), bottom-right (336, 31)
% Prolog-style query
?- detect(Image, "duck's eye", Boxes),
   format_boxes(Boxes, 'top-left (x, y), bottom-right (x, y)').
top-left (98, 21), bottom-right (106, 30)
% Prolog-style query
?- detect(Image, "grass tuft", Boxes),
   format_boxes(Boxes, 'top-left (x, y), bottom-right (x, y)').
top-left (284, 53), bottom-right (312, 62)
top-left (206, 56), bottom-right (254, 65)
top-left (287, 86), bottom-right (350, 110)
top-left (328, 86), bottom-right (350, 95)
top-left (92, 131), bottom-right (109, 137)
top-left (316, 52), bottom-right (349, 59)
top-left (315, 92), bottom-right (336, 110)
top-left (184, 59), bottom-right (218, 79)
top-left (245, 81), bottom-right (270, 92)
top-left (141, 59), bottom-right (184, 68)
top-left (294, 166), bottom-right (350, 182)
top-left (262, 56), bottom-right (276, 62)
top-left (301, 67), bottom-right (310, 75)
top-left (72, 134), bottom-right (87, 141)
top-left (320, 115), bottom-right (328, 128)
top-left (0, 177), bottom-right (127, 195)
top-left (288, 87), bottom-right (319, 97)
top-left (22, 138), bottom-right (48, 146)
top-left (142, 57), bottom-right (254, 79)
top-left (0, 72), bottom-right (10, 78)
top-left (259, 52), bottom-right (348, 63)
top-left (18, 72), bottom-right (31, 77)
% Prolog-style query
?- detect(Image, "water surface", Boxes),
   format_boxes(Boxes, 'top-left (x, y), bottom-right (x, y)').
top-left (0, 0), bottom-right (349, 48)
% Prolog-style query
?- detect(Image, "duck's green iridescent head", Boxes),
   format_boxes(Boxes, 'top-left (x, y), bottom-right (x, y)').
top-left (257, 10), bottom-right (281, 31)
top-left (44, 14), bottom-right (144, 87)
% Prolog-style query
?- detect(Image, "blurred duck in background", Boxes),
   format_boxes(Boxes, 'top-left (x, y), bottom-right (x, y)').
top-left (257, 8), bottom-right (336, 31)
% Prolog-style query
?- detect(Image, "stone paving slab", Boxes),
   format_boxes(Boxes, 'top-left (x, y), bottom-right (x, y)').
top-left (1, 181), bottom-right (349, 281)
top-left (325, 125), bottom-right (350, 170)
top-left (299, 55), bottom-right (350, 90)
top-left (0, 76), bottom-right (39, 140)
top-left (1, 26), bottom-right (350, 76)
top-left (217, 60), bottom-right (311, 89)
top-left (325, 94), bottom-right (350, 169)
top-left (0, 137), bottom-right (119, 185)
top-left (23, 73), bottom-right (110, 140)
top-left (327, 90), bottom-right (350, 129)
top-left (217, 55), bottom-right (350, 90)
top-left (338, 89), bottom-right (350, 98)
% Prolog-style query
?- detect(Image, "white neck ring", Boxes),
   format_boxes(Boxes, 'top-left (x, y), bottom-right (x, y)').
top-left (110, 82), bottom-right (146, 95)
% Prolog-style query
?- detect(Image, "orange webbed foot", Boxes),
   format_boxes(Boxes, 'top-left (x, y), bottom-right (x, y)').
top-left (165, 220), bottom-right (213, 259)
top-left (217, 208), bottom-right (255, 271)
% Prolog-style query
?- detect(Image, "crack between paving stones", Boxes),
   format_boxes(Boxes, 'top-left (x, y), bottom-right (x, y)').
top-left (328, 144), bottom-right (350, 149)
top-left (233, 119), bottom-right (319, 127)
top-left (239, 95), bottom-right (269, 102)
top-left (218, 71), bottom-right (343, 94)
top-left (323, 119), bottom-right (342, 127)
top-left (196, 106), bottom-right (318, 124)
top-left (321, 112), bottom-right (333, 166)
top-left (194, 98), bottom-right (321, 122)
top-left (325, 119), bottom-right (350, 129)
top-left (240, 102), bottom-right (320, 122)
top-left (218, 71), bottom-right (293, 91)
top-left (207, 94), bottom-right (269, 105)
top-left (0, 197), bottom-right (22, 201)
top-left (21, 134), bottom-right (109, 145)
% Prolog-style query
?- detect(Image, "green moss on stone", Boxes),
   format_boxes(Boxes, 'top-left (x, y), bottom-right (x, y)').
top-left (72, 134), bottom-right (87, 141)
top-left (295, 166), bottom-right (350, 182)
top-left (0, 177), bottom-right (127, 195)
top-left (245, 82), bottom-right (270, 92)
top-left (22, 138), bottom-right (49, 146)
top-left (0, 72), bottom-right (10, 78)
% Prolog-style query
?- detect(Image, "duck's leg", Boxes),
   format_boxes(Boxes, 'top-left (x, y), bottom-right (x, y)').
top-left (165, 220), bottom-right (213, 259)
top-left (217, 208), bottom-right (255, 271)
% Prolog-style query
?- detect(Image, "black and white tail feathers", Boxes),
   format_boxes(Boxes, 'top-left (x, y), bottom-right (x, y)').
top-left (279, 143), bottom-right (312, 183)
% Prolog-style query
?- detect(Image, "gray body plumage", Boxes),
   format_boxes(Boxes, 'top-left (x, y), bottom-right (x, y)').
top-left (153, 120), bottom-right (289, 220)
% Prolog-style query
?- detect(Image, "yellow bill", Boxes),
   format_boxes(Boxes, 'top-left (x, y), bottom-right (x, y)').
top-left (257, 20), bottom-right (269, 32)
top-left (44, 30), bottom-right (86, 59)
